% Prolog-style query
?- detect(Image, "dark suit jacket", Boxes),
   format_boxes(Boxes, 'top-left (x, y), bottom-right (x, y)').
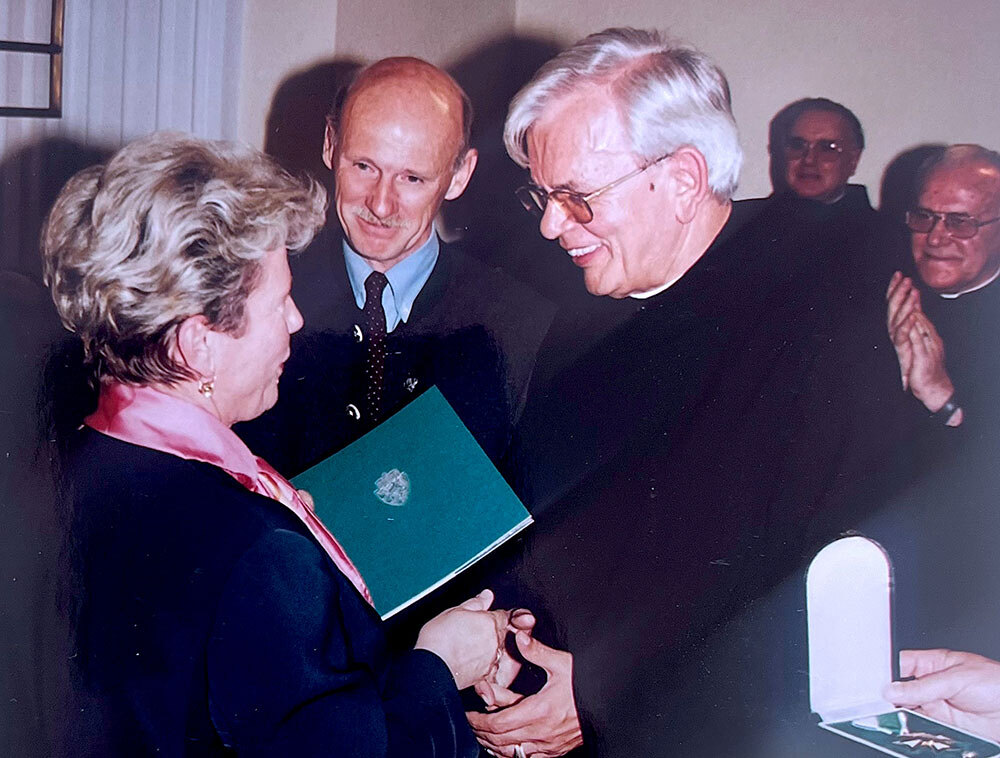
top-left (62, 428), bottom-right (478, 757)
top-left (239, 224), bottom-right (555, 475)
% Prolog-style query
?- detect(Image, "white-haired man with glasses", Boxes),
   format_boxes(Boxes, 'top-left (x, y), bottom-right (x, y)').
top-left (473, 28), bottom-right (895, 758)
top-left (886, 144), bottom-right (1000, 430)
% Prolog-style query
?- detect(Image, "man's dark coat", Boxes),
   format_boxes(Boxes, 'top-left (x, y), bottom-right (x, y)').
top-left (239, 223), bottom-right (554, 476)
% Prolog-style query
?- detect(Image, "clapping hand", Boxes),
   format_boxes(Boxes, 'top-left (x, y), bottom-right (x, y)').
top-left (886, 272), bottom-right (960, 423)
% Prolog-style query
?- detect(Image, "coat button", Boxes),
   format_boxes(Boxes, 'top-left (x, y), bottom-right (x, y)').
top-left (404, 377), bottom-right (418, 393)
top-left (353, 324), bottom-right (363, 343)
top-left (346, 403), bottom-right (361, 420)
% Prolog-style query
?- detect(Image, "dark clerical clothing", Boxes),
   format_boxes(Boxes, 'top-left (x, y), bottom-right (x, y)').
top-left (238, 223), bottom-right (554, 476)
top-left (501, 194), bottom-right (916, 756)
top-left (920, 277), bottom-right (1000, 446)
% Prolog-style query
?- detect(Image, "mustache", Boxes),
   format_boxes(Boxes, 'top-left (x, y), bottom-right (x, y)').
top-left (354, 207), bottom-right (411, 229)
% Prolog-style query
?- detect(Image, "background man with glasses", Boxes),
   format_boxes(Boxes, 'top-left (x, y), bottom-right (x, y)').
top-left (769, 97), bottom-right (864, 205)
top-left (760, 98), bottom-right (905, 294)
top-left (886, 144), bottom-right (1000, 433)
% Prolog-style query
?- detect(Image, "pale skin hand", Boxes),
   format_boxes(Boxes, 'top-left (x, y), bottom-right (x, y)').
top-left (415, 589), bottom-right (512, 691)
top-left (884, 649), bottom-right (1000, 740)
top-left (902, 311), bottom-right (960, 423)
top-left (475, 610), bottom-right (537, 710)
top-left (886, 271), bottom-right (918, 390)
top-left (467, 630), bottom-right (583, 758)
top-left (886, 272), bottom-right (961, 424)
top-left (296, 488), bottom-right (314, 509)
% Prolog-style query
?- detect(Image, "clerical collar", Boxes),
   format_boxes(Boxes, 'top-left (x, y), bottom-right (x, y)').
top-left (342, 230), bottom-right (439, 332)
top-left (629, 273), bottom-right (684, 300)
top-left (630, 201), bottom-right (734, 300)
top-left (939, 265), bottom-right (1000, 299)
top-left (822, 188), bottom-right (847, 205)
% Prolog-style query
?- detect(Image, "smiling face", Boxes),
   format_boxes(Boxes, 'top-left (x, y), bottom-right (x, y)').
top-left (208, 247), bottom-right (303, 426)
top-left (783, 110), bottom-right (861, 203)
top-left (526, 87), bottom-right (675, 298)
top-left (326, 63), bottom-right (476, 272)
top-left (912, 160), bottom-right (1000, 294)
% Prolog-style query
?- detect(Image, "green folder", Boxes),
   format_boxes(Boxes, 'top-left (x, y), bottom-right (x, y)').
top-left (291, 387), bottom-right (532, 619)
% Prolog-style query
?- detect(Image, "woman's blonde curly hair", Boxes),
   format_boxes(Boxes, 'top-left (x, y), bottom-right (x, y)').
top-left (42, 132), bottom-right (327, 385)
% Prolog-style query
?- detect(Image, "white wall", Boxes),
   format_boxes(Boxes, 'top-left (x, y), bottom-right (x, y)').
top-left (6, 1), bottom-right (996, 210)
top-left (514, 0), bottom-right (1000, 201)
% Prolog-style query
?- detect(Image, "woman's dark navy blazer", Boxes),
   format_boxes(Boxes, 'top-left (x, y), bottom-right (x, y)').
top-left (63, 427), bottom-right (478, 757)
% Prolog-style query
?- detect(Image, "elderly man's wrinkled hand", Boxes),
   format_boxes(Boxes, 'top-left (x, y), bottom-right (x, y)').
top-left (886, 271), bottom-right (920, 389)
top-left (887, 271), bottom-right (922, 337)
top-left (467, 632), bottom-right (582, 757)
top-left (903, 311), bottom-right (957, 418)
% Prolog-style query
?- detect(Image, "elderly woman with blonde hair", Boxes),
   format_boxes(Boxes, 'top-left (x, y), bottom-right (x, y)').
top-left (44, 133), bottom-right (511, 757)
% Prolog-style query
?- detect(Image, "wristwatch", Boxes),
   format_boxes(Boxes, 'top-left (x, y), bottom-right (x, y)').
top-left (930, 393), bottom-right (961, 424)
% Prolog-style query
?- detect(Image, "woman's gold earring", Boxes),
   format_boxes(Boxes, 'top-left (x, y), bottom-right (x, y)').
top-left (198, 377), bottom-right (215, 397)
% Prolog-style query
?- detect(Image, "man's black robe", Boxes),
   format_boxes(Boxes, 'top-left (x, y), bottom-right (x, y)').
top-left (501, 194), bottom-right (917, 756)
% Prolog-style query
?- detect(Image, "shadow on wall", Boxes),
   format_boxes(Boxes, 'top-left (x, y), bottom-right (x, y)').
top-left (0, 135), bottom-right (109, 758)
top-left (0, 138), bottom-right (110, 287)
top-left (879, 143), bottom-right (947, 225)
top-left (263, 58), bottom-right (365, 188)
top-left (443, 35), bottom-right (560, 252)
top-left (444, 34), bottom-right (601, 308)
top-left (766, 100), bottom-right (799, 195)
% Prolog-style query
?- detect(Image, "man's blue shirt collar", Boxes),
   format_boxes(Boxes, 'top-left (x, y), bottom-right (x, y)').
top-left (342, 230), bottom-right (439, 333)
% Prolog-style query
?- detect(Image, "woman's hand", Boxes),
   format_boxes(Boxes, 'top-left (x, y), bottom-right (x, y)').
top-left (415, 589), bottom-right (512, 690)
top-left (475, 609), bottom-right (536, 710)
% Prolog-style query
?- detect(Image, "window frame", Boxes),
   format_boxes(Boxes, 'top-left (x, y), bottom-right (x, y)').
top-left (0, 0), bottom-right (65, 118)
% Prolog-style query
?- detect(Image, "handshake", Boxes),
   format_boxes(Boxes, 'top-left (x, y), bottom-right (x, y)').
top-left (414, 589), bottom-right (583, 758)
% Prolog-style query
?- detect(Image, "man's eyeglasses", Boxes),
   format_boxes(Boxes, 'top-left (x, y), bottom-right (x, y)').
top-left (905, 208), bottom-right (1000, 240)
top-left (516, 153), bottom-right (672, 225)
top-left (783, 136), bottom-right (849, 163)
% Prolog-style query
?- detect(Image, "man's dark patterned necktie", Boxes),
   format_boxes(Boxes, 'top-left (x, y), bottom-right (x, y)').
top-left (361, 271), bottom-right (389, 424)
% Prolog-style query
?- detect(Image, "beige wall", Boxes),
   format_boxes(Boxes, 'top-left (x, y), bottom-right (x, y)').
top-left (238, 0), bottom-right (520, 150)
top-left (514, 0), bottom-right (1000, 200)
top-left (239, 0), bottom-right (1000, 202)
top-left (336, 0), bottom-right (516, 67)
top-left (237, 0), bottom-right (338, 148)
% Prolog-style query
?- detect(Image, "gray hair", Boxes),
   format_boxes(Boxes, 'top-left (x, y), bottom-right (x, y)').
top-left (42, 132), bottom-right (327, 386)
top-left (917, 143), bottom-right (1000, 191)
top-left (504, 27), bottom-right (742, 199)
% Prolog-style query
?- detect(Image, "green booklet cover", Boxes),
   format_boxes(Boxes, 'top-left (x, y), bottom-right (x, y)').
top-left (291, 387), bottom-right (532, 619)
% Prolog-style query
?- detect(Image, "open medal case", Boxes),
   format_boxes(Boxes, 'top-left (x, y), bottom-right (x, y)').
top-left (806, 535), bottom-right (1000, 758)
